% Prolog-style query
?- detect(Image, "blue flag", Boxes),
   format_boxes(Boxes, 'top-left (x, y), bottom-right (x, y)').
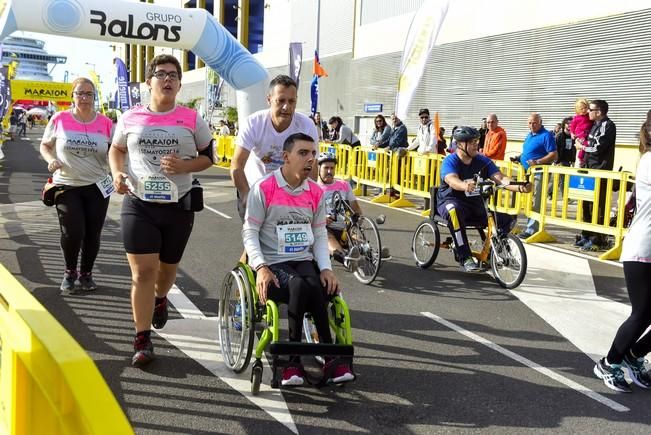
top-left (310, 75), bottom-right (319, 116)
top-left (114, 57), bottom-right (130, 111)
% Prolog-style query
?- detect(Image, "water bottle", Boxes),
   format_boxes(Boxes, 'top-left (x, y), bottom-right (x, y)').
top-left (232, 302), bottom-right (242, 331)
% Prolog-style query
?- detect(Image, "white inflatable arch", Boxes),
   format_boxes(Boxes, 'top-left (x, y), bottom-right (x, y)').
top-left (0, 0), bottom-right (269, 118)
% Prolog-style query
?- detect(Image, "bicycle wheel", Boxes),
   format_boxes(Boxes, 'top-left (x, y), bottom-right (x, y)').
top-left (350, 216), bottom-right (382, 284)
top-left (411, 220), bottom-right (440, 269)
top-left (218, 268), bottom-right (255, 373)
top-left (491, 234), bottom-right (528, 289)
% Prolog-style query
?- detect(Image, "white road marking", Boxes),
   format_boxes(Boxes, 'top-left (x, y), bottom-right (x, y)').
top-left (205, 205), bottom-right (232, 219)
top-left (162, 285), bottom-right (298, 434)
top-left (527, 242), bottom-right (623, 268)
top-left (421, 311), bottom-right (629, 413)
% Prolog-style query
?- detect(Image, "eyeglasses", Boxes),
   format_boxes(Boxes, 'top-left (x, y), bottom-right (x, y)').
top-left (73, 91), bottom-right (95, 99)
top-left (152, 70), bottom-right (180, 81)
top-left (420, 116), bottom-right (429, 120)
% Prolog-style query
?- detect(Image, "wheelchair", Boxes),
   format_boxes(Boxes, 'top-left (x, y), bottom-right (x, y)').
top-left (330, 191), bottom-right (384, 285)
top-left (411, 179), bottom-right (528, 289)
top-left (218, 262), bottom-right (355, 395)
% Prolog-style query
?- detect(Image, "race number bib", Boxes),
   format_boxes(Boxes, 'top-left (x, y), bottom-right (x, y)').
top-left (95, 174), bottom-right (115, 198)
top-left (133, 173), bottom-right (178, 203)
top-left (464, 178), bottom-right (480, 197)
top-left (277, 224), bottom-right (313, 254)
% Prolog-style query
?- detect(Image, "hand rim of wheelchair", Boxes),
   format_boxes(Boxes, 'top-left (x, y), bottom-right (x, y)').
top-left (331, 191), bottom-right (383, 284)
top-left (411, 178), bottom-right (528, 288)
top-left (218, 268), bottom-right (255, 373)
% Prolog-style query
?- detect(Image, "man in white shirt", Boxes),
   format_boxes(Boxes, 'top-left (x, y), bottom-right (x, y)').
top-left (230, 75), bottom-right (319, 220)
top-left (407, 108), bottom-right (437, 154)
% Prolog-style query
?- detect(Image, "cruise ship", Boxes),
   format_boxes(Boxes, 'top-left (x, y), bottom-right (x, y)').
top-left (0, 36), bottom-right (66, 81)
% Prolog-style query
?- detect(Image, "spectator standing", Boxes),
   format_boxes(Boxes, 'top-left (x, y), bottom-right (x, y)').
top-left (407, 108), bottom-right (436, 154)
top-left (39, 77), bottom-right (114, 293)
top-left (314, 111), bottom-right (328, 142)
top-left (518, 113), bottom-right (557, 238)
top-left (555, 116), bottom-right (576, 166)
top-left (575, 99), bottom-right (616, 250)
top-left (478, 118), bottom-right (488, 151)
top-left (570, 98), bottom-right (593, 168)
top-left (593, 135), bottom-right (651, 393)
top-left (388, 113), bottom-right (408, 151)
top-left (369, 114), bottom-right (391, 149)
top-left (218, 120), bottom-right (231, 136)
top-left (327, 116), bottom-right (361, 147)
top-left (17, 111), bottom-right (27, 137)
top-left (8, 112), bottom-right (17, 140)
top-left (482, 113), bottom-right (507, 161)
top-left (447, 126), bottom-right (459, 154)
top-left (437, 127), bottom-right (447, 154)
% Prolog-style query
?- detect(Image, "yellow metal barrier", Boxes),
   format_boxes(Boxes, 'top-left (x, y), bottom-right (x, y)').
top-left (0, 265), bottom-right (133, 434)
top-left (214, 135), bottom-right (236, 168)
top-left (491, 160), bottom-right (528, 215)
top-left (390, 151), bottom-right (444, 210)
top-left (351, 147), bottom-right (393, 203)
top-left (522, 165), bottom-right (631, 260)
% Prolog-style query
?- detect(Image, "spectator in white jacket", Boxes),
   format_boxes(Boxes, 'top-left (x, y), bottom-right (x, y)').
top-left (408, 108), bottom-right (436, 154)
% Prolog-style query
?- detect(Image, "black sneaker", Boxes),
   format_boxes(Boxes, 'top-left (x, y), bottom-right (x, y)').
top-left (78, 272), bottom-right (97, 292)
top-left (60, 270), bottom-right (78, 294)
top-left (623, 354), bottom-right (651, 389)
top-left (132, 335), bottom-right (154, 367)
top-left (152, 297), bottom-right (169, 329)
top-left (593, 358), bottom-right (632, 393)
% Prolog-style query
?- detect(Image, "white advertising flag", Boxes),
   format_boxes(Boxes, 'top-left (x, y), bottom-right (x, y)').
top-left (395, 0), bottom-right (449, 121)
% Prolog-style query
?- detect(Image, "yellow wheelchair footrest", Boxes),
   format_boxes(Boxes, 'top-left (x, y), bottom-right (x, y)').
top-left (269, 342), bottom-right (354, 357)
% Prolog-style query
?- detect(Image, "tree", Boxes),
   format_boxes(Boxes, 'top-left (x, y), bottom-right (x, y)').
top-left (224, 106), bottom-right (238, 123)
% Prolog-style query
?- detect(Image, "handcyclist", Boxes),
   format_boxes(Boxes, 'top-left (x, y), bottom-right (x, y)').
top-left (242, 132), bottom-right (354, 386)
top-left (317, 151), bottom-right (390, 264)
top-left (437, 126), bottom-right (532, 272)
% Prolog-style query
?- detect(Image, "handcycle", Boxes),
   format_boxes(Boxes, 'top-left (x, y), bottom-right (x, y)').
top-left (218, 262), bottom-right (355, 395)
top-left (411, 178), bottom-right (529, 289)
top-left (329, 190), bottom-right (385, 285)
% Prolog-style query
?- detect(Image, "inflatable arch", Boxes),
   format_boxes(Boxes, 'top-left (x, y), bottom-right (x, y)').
top-left (0, 0), bottom-right (269, 119)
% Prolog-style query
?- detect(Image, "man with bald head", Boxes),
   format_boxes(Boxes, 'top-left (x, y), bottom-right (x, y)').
top-left (518, 113), bottom-right (557, 238)
top-left (482, 113), bottom-right (507, 161)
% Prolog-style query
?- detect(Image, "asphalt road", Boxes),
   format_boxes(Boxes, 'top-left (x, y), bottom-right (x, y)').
top-left (1, 128), bottom-right (648, 434)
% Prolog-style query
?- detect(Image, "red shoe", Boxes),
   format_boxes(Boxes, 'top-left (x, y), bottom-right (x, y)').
top-left (281, 365), bottom-right (305, 386)
top-left (325, 361), bottom-right (355, 384)
top-left (132, 335), bottom-right (154, 368)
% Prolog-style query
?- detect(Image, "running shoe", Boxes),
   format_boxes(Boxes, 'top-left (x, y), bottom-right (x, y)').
top-left (593, 358), bottom-right (632, 393)
top-left (462, 257), bottom-right (481, 273)
top-left (152, 297), bottom-right (169, 329)
top-left (623, 354), bottom-right (651, 389)
top-left (324, 361), bottom-right (355, 384)
top-left (281, 365), bottom-right (305, 386)
top-left (78, 272), bottom-right (97, 292)
top-left (574, 236), bottom-right (590, 247)
top-left (580, 240), bottom-right (600, 252)
top-left (132, 335), bottom-right (154, 367)
top-left (60, 270), bottom-right (78, 294)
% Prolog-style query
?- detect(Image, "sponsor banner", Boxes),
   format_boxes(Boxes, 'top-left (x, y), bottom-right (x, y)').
top-left (395, 0), bottom-right (449, 120)
top-left (289, 42), bottom-right (302, 89)
top-left (10, 80), bottom-right (72, 102)
top-left (0, 67), bottom-right (10, 119)
top-left (0, 0), bottom-right (268, 91)
top-left (114, 57), bottom-right (130, 111)
top-left (128, 82), bottom-right (141, 106)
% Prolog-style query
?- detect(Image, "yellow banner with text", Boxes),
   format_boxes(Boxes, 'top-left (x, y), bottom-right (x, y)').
top-left (10, 80), bottom-right (73, 102)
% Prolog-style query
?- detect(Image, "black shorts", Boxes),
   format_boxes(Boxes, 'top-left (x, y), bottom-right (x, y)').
top-left (121, 194), bottom-right (195, 264)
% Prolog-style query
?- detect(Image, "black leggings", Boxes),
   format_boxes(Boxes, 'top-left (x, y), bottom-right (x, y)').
top-left (607, 262), bottom-right (651, 364)
top-left (55, 184), bottom-right (109, 273)
top-left (268, 261), bottom-right (333, 345)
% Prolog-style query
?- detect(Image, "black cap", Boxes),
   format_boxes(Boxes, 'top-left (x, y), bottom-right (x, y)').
top-left (418, 108), bottom-right (430, 116)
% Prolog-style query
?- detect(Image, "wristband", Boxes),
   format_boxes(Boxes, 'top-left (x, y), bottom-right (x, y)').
top-left (255, 263), bottom-right (268, 272)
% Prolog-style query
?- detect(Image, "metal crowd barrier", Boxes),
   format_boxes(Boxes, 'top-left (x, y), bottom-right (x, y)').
top-left (521, 164), bottom-right (632, 260)
top-left (390, 151), bottom-right (443, 212)
top-left (351, 147), bottom-right (393, 203)
top-left (491, 160), bottom-right (528, 215)
top-left (318, 142), bottom-right (356, 179)
top-left (214, 135), bottom-right (235, 168)
top-left (0, 265), bottom-right (132, 434)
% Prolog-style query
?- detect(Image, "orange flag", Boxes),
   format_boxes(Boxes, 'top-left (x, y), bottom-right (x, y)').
top-left (434, 111), bottom-right (441, 141)
top-left (313, 50), bottom-right (328, 77)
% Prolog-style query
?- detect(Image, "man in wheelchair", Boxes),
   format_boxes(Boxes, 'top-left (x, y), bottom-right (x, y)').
top-left (317, 152), bottom-right (391, 266)
top-left (242, 133), bottom-right (354, 386)
top-left (438, 126), bottom-right (532, 272)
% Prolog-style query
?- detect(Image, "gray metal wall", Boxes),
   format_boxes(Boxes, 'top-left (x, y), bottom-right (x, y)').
top-left (227, 7), bottom-right (651, 145)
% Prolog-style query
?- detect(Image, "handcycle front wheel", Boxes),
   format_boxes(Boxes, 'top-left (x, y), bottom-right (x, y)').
top-left (218, 268), bottom-right (255, 373)
top-left (411, 220), bottom-right (440, 269)
top-left (490, 234), bottom-right (528, 289)
top-left (350, 216), bottom-right (382, 284)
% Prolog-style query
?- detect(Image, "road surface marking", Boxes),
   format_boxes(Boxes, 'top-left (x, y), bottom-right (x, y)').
top-left (205, 205), bottom-right (232, 219)
top-left (421, 311), bottom-right (629, 413)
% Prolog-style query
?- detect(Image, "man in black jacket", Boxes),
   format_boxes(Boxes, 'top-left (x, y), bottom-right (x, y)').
top-left (576, 99), bottom-right (616, 250)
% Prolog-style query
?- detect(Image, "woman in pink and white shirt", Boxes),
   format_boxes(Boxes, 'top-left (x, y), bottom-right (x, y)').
top-left (40, 77), bottom-right (114, 294)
